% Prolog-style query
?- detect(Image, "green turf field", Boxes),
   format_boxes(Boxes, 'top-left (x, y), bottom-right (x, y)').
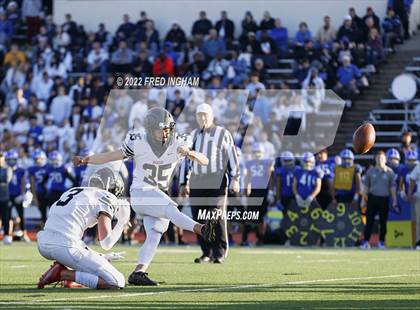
top-left (0, 244), bottom-right (419, 309)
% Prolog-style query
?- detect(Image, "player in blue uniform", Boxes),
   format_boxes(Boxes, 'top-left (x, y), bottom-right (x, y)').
top-left (398, 150), bottom-right (418, 199)
top-left (46, 151), bottom-right (76, 209)
top-left (74, 149), bottom-right (91, 186)
top-left (242, 143), bottom-right (274, 245)
top-left (5, 149), bottom-right (30, 242)
top-left (28, 150), bottom-right (49, 224)
top-left (386, 148), bottom-right (402, 174)
top-left (333, 149), bottom-right (362, 205)
top-left (275, 151), bottom-right (297, 210)
top-left (315, 149), bottom-right (335, 209)
top-left (293, 152), bottom-right (322, 207)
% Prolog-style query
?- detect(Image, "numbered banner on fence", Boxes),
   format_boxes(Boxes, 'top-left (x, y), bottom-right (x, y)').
top-left (317, 201), bottom-right (364, 247)
top-left (281, 199), bottom-right (322, 246)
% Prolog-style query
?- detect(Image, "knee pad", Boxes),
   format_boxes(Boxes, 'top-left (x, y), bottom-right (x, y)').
top-left (143, 216), bottom-right (169, 235)
top-left (100, 267), bottom-right (125, 288)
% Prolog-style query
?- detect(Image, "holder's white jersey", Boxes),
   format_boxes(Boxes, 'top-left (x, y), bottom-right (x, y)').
top-left (44, 187), bottom-right (124, 242)
top-left (120, 131), bottom-right (192, 191)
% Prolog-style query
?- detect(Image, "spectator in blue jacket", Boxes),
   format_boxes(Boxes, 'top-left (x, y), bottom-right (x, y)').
top-left (269, 18), bottom-right (288, 57)
top-left (28, 116), bottom-right (43, 146)
top-left (0, 10), bottom-right (13, 48)
top-left (201, 29), bottom-right (226, 61)
top-left (335, 55), bottom-right (362, 96)
top-left (294, 58), bottom-right (311, 85)
top-left (222, 50), bottom-right (247, 87)
top-left (388, 0), bottom-right (413, 39)
top-left (382, 8), bottom-right (402, 49)
top-left (294, 22), bottom-right (312, 46)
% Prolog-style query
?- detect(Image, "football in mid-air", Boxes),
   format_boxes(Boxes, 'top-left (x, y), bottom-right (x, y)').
top-left (352, 123), bottom-right (376, 154)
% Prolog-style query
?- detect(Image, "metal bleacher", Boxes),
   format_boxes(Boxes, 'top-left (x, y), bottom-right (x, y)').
top-left (350, 56), bottom-right (420, 160)
top-left (266, 59), bottom-right (299, 87)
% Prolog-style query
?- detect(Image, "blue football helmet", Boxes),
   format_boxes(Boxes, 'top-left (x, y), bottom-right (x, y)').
top-left (252, 143), bottom-right (264, 159)
top-left (5, 149), bottom-right (18, 167)
top-left (301, 152), bottom-right (315, 170)
top-left (280, 151), bottom-right (295, 167)
top-left (405, 150), bottom-right (418, 169)
top-left (48, 151), bottom-right (63, 168)
top-left (33, 149), bottom-right (47, 167)
top-left (339, 149), bottom-right (354, 167)
top-left (79, 148), bottom-right (93, 158)
top-left (386, 148), bottom-right (400, 167)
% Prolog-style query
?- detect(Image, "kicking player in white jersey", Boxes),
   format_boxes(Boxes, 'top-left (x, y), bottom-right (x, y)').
top-left (74, 107), bottom-right (215, 286)
top-left (37, 167), bottom-right (130, 289)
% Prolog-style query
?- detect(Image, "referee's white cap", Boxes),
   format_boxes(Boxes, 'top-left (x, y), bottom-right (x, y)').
top-left (196, 103), bottom-right (213, 116)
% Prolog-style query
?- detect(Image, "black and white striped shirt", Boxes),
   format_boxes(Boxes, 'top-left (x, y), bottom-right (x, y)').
top-left (179, 125), bottom-right (240, 185)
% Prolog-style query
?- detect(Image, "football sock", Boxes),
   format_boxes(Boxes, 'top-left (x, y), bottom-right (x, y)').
top-left (75, 271), bottom-right (99, 289)
top-left (137, 228), bottom-right (161, 265)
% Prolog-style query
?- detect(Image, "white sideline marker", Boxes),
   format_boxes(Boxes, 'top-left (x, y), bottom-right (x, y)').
top-left (0, 274), bottom-right (419, 305)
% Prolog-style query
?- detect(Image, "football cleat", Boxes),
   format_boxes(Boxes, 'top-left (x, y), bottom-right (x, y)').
top-left (194, 255), bottom-right (212, 264)
top-left (359, 241), bottom-right (371, 249)
top-left (3, 235), bottom-right (12, 245)
top-left (377, 241), bottom-right (386, 249)
top-left (128, 271), bottom-right (158, 286)
top-left (37, 261), bottom-right (67, 289)
top-left (213, 257), bottom-right (225, 264)
top-left (201, 219), bottom-right (216, 243)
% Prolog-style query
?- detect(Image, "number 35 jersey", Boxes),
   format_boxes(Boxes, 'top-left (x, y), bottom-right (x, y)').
top-left (120, 130), bottom-right (192, 192)
top-left (44, 187), bottom-right (123, 243)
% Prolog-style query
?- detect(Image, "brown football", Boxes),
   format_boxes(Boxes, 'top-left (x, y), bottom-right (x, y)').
top-left (352, 123), bottom-right (376, 154)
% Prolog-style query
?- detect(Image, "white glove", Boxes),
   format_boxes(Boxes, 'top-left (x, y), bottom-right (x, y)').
top-left (295, 195), bottom-right (304, 207)
top-left (22, 191), bottom-right (33, 208)
top-left (102, 251), bottom-right (126, 262)
top-left (14, 195), bottom-right (24, 204)
top-left (304, 196), bottom-right (313, 207)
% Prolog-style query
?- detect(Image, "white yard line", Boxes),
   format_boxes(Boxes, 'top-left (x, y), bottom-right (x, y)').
top-left (0, 274), bottom-right (419, 305)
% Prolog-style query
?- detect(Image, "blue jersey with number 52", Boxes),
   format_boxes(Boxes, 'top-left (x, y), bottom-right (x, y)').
top-left (245, 159), bottom-right (273, 189)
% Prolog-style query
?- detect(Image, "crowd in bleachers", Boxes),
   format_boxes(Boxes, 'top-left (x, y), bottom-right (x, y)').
top-left (0, 0), bottom-right (416, 246)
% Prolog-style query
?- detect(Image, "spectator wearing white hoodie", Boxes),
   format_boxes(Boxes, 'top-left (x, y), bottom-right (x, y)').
top-left (50, 86), bottom-right (73, 125)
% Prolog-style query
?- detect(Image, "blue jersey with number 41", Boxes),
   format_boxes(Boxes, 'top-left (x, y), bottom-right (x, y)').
top-left (294, 168), bottom-right (323, 199)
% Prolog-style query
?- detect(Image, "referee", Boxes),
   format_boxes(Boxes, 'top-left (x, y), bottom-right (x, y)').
top-left (179, 103), bottom-right (240, 264)
top-left (0, 152), bottom-right (13, 245)
top-left (361, 150), bottom-right (397, 249)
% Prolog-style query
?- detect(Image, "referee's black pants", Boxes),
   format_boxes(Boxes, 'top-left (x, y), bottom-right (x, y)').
top-left (10, 195), bottom-right (25, 231)
top-left (0, 200), bottom-right (11, 235)
top-left (364, 194), bottom-right (389, 242)
top-left (190, 176), bottom-right (228, 259)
